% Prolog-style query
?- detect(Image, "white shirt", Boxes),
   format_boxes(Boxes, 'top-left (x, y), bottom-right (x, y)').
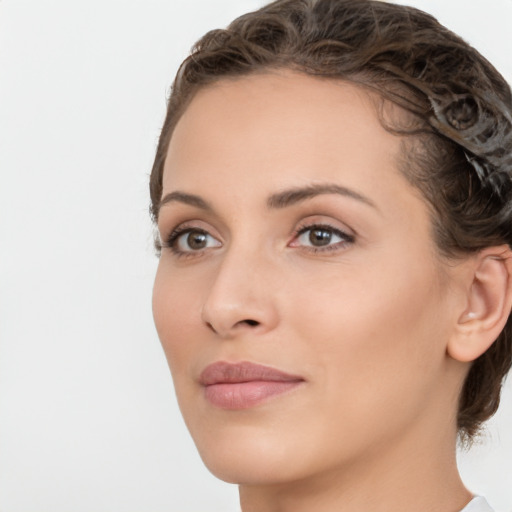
top-left (460, 496), bottom-right (494, 512)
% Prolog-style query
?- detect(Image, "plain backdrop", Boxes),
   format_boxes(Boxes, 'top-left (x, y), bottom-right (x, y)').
top-left (1, 1), bottom-right (511, 511)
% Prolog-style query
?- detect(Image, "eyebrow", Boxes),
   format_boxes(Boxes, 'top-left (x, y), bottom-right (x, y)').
top-left (266, 183), bottom-right (378, 210)
top-left (158, 183), bottom-right (377, 215)
top-left (159, 191), bottom-right (213, 212)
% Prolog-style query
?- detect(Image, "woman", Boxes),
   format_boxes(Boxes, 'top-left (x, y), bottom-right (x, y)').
top-left (150, 1), bottom-right (512, 510)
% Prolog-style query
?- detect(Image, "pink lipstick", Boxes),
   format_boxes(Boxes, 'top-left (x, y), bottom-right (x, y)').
top-left (199, 361), bottom-right (305, 410)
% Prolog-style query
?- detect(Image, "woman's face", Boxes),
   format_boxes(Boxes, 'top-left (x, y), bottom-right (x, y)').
top-left (153, 72), bottom-right (464, 484)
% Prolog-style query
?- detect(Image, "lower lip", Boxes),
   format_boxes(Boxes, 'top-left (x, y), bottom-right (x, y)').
top-left (204, 380), bottom-right (303, 409)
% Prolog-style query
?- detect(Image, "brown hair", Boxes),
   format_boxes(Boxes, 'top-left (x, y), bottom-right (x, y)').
top-left (150, 0), bottom-right (512, 442)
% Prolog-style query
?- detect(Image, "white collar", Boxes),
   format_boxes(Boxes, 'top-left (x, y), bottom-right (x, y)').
top-left (460, 496), bottom-right (494, 512)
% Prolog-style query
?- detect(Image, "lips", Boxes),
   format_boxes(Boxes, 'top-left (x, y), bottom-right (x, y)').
top-left (199, 361), bottom-right (305, 409)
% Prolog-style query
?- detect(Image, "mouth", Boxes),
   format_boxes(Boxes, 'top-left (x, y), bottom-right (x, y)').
top-left (199, 361), bottom-right (305, 410)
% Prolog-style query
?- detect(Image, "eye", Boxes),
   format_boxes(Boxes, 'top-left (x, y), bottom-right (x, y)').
top-left (290, 224), bottom-right (354, 252)
top-left (166, 227), bottom-right (222, 255)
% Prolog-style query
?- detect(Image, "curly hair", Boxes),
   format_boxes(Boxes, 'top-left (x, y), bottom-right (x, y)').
top-left (149, 0), bottom-right (512, 442)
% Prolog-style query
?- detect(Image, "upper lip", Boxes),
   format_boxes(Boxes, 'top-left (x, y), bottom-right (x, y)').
top-left (199, 361), bottom-right (305, 386)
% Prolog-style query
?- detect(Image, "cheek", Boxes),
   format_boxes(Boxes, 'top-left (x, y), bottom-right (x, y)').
top-left (286, 254), bottom-right (448, 414)
top-left (268, 259), bottom-right (451, 469)
top-left (152, 261), bottom-right (202, 378)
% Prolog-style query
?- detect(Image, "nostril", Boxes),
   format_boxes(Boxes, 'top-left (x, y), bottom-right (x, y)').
top-left (206, 322), bottom-right (217, 333)
top-left (203, 317), bottom-right (262, 335)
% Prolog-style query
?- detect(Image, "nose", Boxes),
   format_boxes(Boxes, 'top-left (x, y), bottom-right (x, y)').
top-left (201, 246), bottom-right (280, 339)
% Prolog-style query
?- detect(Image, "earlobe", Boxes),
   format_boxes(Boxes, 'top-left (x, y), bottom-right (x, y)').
top-left (448, 245), bottom-right (512, 363)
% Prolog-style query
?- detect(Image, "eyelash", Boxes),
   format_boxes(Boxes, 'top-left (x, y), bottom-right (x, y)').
top-left (292, 222), bottom-right (355, 253)
top-left (164, 223), bottom-right (215, 259)
top-left (163, 222), bottom-right (355, 259)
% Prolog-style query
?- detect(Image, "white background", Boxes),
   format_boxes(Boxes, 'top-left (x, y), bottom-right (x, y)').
top-left (1, 1), bottom-right (511, 511)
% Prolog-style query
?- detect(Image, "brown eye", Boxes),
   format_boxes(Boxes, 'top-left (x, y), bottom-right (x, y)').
top-left (187, 231), bottom-right (208, 250)
top-left (170, 228), bottom-right (222, 254)
top-left (309, 228), bottom-right (332, 246)
top-left (291, 224), bottom-right (355, 252)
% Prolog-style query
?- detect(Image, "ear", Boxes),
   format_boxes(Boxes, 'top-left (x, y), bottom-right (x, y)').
top-left (447, 245), bottom-right (512, 363)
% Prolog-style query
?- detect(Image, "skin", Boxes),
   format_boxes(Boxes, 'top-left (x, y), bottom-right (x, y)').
top-left (152, 71), bottom-right (476, 512)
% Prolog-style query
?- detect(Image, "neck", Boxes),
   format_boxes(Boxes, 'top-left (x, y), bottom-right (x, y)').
top-left (239, 422), bottom-right (471, 512)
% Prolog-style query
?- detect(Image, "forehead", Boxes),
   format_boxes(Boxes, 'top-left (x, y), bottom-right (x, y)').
top-left (162, 70), bottom-right (421, 214)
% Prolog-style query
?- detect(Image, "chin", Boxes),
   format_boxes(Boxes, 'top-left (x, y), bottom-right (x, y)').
top-left (201, 451), bottom-right (303, 486)
top-left (190, 423), bottom-right (312, 485)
